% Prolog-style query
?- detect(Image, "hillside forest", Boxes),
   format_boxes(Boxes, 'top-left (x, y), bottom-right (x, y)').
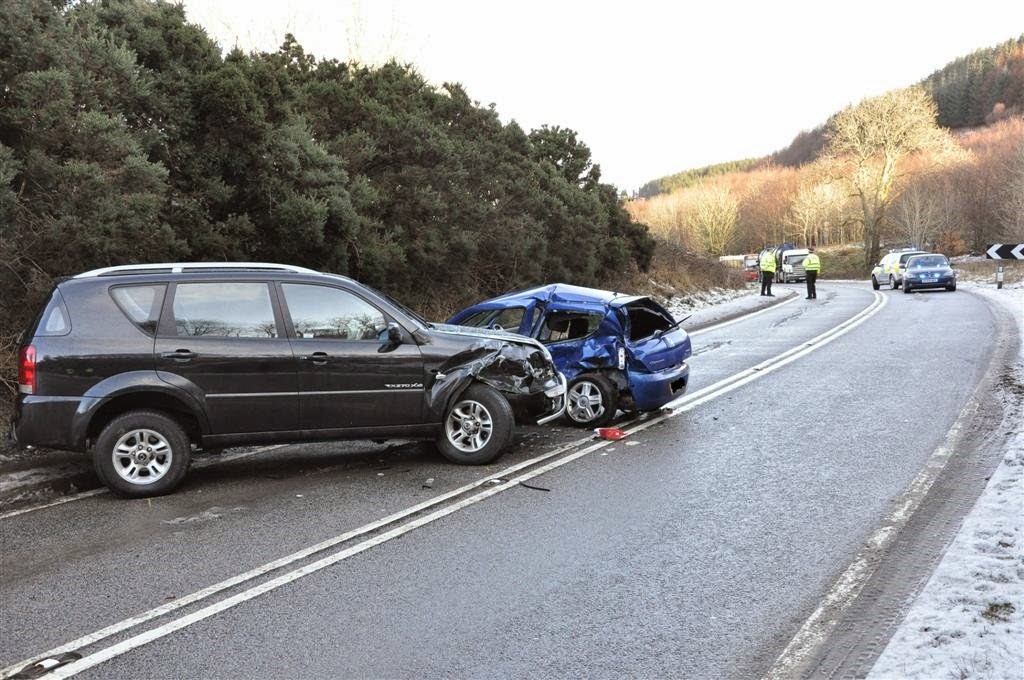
top-left (630, 36), bottom-right (1024, 270)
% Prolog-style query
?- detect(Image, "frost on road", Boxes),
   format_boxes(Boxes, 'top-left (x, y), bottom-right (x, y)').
top-left (869, 284), bottom-right (1024, 680)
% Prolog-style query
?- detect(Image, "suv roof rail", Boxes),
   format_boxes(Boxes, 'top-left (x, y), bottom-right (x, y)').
top-left (73, 262), bottom-right (320, 278)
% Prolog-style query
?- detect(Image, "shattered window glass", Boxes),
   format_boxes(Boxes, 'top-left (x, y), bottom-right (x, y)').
top-left (625, 303), bottom-right (673, 341)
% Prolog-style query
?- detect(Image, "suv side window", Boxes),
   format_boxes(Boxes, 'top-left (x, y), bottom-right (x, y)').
top-left (282, 283), bottom-right (387, 341)
top-left (111, 284), bottom-right (166, 335)
top-left (172, 283), bottom-right (279, 338)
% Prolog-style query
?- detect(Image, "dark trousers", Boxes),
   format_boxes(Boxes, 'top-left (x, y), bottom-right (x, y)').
top-left (806, 271), bottom-right (818, 298)
top-left (761, 271), bottom-right (773, 296)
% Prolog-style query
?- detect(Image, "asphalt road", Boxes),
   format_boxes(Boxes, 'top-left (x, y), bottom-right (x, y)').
top-left (0, 283), bottom-right (1012, 679)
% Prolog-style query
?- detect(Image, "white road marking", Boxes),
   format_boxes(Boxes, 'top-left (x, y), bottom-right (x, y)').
top-left (0, 447), bottom-right (285, 521)
top-left (762, 385), bottom-right (977, 680)
top-left (1, 290), bottom-right (887, 680)
top-left (0, 489), bottom-right (107, 520)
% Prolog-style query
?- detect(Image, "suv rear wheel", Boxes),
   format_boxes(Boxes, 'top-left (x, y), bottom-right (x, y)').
top-left (436, 384), bottom-right (513, 465)
top-left (94, 410), bottom-right (191, 497)
top-left (889, 275), bottom-right (899, 290)
top-left (565, 373), bottom-right (617, 428)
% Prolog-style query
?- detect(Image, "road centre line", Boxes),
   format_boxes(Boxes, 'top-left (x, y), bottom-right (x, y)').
top-left (4, 290), bottom-right (886, 679)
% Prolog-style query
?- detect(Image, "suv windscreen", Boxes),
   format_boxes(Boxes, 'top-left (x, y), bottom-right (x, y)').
top-left (172, 282), bottom-right (278, 337)
top-left (282, 284), bottom-right (387, 340)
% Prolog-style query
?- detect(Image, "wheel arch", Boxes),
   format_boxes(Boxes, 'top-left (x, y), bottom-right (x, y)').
top-left (80, 390), bottom-right (206, 449)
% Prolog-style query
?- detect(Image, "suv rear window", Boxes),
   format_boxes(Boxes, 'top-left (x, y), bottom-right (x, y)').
top-left (34, 291), bottom-right (71, 336)
top-left (111, 284), bottom-right (166, 335)
top-left (172, 283), bottom-right (278, 338)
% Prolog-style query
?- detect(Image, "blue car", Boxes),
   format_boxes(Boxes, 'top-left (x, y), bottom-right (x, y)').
top-left (449, 284), bottom-right (692, 427)
top-left (902, 253), bottom-right (957, 293)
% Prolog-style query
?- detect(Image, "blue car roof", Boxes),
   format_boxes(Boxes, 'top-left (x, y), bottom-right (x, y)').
top-left (473, 283), bottom-right (644, 309)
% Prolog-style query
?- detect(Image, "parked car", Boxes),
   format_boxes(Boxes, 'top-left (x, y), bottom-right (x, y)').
top-left (12, 263), bottom-right (567, 497)
top-left (448, 284), bottom-right (692, 427)
top-left (870, 248), bottom-right (926, 290)
top-left (902, 254), bottom-right (957, 293)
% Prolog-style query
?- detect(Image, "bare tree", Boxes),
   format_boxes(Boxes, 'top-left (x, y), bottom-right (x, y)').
top-left (998, 142), bottom-right (1024, 240)
top-left (824, 87), bottom-right (957, 270)
top-left (687, 184), bottom-right (739, 256)
top-left (892, 176), bottom-right (942, 249)
top-left (786, 176), bottom-right (851, 247)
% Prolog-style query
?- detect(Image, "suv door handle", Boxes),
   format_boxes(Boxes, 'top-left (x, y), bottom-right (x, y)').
top-left (161, 349), bottom-right (197, 361)
top-left (301, 351), bottom-right (329, 365)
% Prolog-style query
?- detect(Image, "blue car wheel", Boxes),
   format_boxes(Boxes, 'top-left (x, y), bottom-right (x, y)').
top-left (565, 374), bottom-right (617, 428)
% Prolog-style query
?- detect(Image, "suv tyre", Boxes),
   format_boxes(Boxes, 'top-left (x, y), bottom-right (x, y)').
top-left (436, 384), bottom-right (514, 465)
top-left (889, 275), bottom-right (899, 290)
top-left (871, 276), bottom-right (880, 290)
top-left (94, 410), bottom-right (191, 497)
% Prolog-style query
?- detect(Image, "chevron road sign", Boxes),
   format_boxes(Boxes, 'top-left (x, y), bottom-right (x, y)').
top-left (985, 243), bottom-right (1024, 259)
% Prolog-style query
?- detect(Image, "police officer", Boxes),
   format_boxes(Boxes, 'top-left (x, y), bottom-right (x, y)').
top-left (759, 249), bottom-right (776, 296)
top-left (804, 247), bottom-right (821, 299)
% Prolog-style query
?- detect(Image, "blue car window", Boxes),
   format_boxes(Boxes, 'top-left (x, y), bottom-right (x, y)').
top-left (538, 312), bottom-right (602, 343)
top-left (458, 310), bottom-right (497, 328)
top-left (490, 306), bottom-right (526, 331)
top-left (625, 303), bottom-right (674, 342)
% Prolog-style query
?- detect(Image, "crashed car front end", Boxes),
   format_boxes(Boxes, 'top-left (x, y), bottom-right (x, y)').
top-left (425, 324), bottom-right (567, 425)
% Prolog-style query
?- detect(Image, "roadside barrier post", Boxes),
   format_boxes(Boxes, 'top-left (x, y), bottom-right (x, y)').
top-left (996, 265), bottom-right (1004, 290)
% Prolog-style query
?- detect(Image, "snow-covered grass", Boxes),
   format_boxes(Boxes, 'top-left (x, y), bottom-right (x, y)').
top-left (662, 284), bottom-right (757, 318)
top-left (869, 282), bottom-right (1024, 680)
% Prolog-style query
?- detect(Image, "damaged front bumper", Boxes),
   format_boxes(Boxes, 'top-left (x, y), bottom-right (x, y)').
top-left (426, 337), bottom-right (567, 425)
top-left (535, 373), bottom-right (568, 425)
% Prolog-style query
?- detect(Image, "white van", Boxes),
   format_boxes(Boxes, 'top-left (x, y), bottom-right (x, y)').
top-left (778, 248), bottom-right (810, 283)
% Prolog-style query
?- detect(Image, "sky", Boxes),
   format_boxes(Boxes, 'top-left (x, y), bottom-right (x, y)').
top-left (179, 0), bottom-right (1024, 192)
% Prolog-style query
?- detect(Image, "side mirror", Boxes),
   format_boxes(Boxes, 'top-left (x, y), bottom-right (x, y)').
top-left (387, 322), bottom-right (402, 346)
top-left (378, 322), bottom-right (403, 351)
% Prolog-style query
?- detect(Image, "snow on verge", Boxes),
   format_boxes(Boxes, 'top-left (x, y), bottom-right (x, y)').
top-left (663, 286), bottom-right (756, 318)
top-left (869, 283), bottom-right (1024, 680)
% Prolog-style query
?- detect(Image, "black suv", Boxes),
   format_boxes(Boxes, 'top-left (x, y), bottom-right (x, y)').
top-left (13, 263), bottom-right (566, 497)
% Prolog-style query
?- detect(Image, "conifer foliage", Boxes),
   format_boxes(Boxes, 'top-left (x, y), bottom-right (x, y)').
top-left (0, 0), bottom-right (654, 369)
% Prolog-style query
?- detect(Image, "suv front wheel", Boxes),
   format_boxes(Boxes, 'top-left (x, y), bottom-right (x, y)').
top-left (436, 384), bottom-right (514, 465)
top-left (94, 410), bottom-right (191, 497)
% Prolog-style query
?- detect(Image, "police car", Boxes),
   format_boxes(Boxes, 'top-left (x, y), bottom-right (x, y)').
top-left (870, 248), bottom-right (927, 290)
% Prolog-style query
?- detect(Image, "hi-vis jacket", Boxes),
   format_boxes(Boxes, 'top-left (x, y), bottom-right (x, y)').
top-left (804, 253), bottom-right (821, 272)
top-left (759, 251), bottom-right (777, 273)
